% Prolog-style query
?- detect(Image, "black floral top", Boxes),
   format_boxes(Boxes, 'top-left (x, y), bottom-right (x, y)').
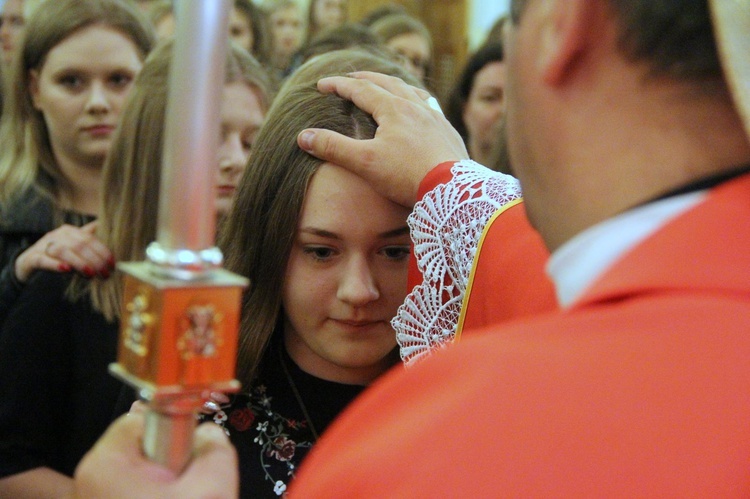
top-left (203, 338), bottom-right (366, 498)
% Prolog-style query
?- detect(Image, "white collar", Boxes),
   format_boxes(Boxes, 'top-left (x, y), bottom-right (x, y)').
top-left (547, 191), bottom-right (707, 308)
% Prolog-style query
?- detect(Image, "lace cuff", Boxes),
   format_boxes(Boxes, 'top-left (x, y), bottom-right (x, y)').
top-left (392, 160), bottom-right (523, 365)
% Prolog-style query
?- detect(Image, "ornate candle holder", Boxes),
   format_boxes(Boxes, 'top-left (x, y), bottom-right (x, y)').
top-left (108, 0), bottom-right (239, 473)
top-left (110, 262), bottom-right (246, 472)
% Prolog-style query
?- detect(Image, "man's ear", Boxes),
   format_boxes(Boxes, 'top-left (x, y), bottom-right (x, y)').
top-left (29, 69), bottom-right (41, 109)
top-left (537, 0), bottom-right (602, 86)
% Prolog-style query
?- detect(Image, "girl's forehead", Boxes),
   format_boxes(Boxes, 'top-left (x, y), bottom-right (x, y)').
top-left (298, 163), bottom-right (410, 233)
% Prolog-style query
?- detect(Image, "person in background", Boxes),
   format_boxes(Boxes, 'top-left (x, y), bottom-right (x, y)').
top-left (0, 0), bottom-right (155, 495)
top-left (0, 38), bottom-right (270, 498)
top-left (445, 42), bottom-right (505, 168)
top-left (260, 0), bottom-right (304, 81)
top-left (147, 0), bottom-right (271, 69)
top-left (0, 0), bottom-right (154, 324)
top-left (232, 0), bottom-right (272, 67)
top-left (214, 44), bottom-right (271, 222)
top-left (357, 2), bottom-right (406, 28)
top-left (305, 0), bottom-right (347, 44)
top-left (370, 13), bottom-right (432, 85)
top-left (0, 0), bottom-right (24, 66)
top-left (295, 22), bottom-right (384, 66)
top-left (0, 0), bottom-right (44, 67)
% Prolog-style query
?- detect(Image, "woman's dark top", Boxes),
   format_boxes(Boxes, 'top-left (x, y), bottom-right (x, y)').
top-left (0, 271), bottom-right (122, 478)
top-left (205, 336), bottom-right (367, 498)
top-left (0, 189), bottom-right (55, 270)
top-left (0, 189), bottom-right (94, 325)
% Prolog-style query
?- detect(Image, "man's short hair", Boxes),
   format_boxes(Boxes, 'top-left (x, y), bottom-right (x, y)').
top-left (509, 0), bottom-right (721, 81)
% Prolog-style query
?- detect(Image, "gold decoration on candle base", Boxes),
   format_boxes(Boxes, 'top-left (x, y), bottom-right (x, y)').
top-left (110, 262), bottom-right (247, 398)
top-left (123, 290), bottom-right (154, 357)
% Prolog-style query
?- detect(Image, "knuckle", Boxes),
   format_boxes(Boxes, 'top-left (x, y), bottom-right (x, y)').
top-left (360, 147), bottom-right (378, 171)
top-left (321, 134), bottom-right (338, 160)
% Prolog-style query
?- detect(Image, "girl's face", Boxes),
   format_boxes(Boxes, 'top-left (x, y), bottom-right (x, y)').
top-left (270, 5), bottom-right (303, 59)
top-left (282, 163), bottom-right (411, 385)
top-left (463, 61), bottom-right (506, 158)
top-left (387, 32), bottom-right (430, 83)
top-left (29, 25), bottom-right (143, 171)
top-left (215, 81), bottom-right (264, 217)
top-left (229, 7), bottom-right (253, 53)
top-left (0, 0), bottom-right (24, 65)
top-left (313, 0), bottom-right (346, 32)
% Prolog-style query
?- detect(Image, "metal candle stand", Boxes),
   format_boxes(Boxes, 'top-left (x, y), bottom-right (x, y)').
top-left (108, 0), bottom-right (246, 473)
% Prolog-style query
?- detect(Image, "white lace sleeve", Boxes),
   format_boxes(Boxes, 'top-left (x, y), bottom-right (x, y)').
top-left (392, 160), bottom-right (523, 366)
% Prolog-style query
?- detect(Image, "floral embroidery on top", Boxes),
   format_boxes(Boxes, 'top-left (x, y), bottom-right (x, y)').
top-left (203, 383), bottom-right (314, 497)
top-left (392, 160), bottom-right (523, 365)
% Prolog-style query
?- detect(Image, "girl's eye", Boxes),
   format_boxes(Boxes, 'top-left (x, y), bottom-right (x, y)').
top-left (382, 246), bottom-right (410, 261)
top-left (109, 73), bottom-right (133, 88)
top-left (58, 74), bottom-right (83, 89)
top-left (303, 246), bottom-right (335, 261)
top-left (480, 92), bottom-right (501, 104)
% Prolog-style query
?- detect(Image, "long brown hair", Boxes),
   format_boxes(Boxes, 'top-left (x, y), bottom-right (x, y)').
top-left (220, 48), bottom-right (421, 387)
top-left (69, 40), bottom-right (272, 322)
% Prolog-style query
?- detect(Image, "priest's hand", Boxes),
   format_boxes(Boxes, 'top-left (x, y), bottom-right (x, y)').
top-left (297, 71), bottom-right (469, 208)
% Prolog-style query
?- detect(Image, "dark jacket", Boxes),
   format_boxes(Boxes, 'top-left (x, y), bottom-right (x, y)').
top-left (0, 189), bottom-right (91, 324)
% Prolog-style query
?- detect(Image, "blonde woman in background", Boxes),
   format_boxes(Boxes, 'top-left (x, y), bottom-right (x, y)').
top-left (0, 0), bottom-right (154, 323)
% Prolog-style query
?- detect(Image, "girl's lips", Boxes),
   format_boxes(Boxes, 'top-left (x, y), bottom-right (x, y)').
top-left (84, 125), bottom-right (114, 136)
top-left (216, 185), bottom-right (236, 196)
top-left (332, 319), bottom-right (382, 330)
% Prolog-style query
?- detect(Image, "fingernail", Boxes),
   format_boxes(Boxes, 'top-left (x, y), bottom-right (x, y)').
top-left (58, 263), bottom-right (72, 272)
top-left (83, 266), bottom-right (95, 278)
top-left (107, 256), bottom-right (116, 268)
top-left (298, 131), bottom-right (314, 152)
top-left (211, 391), bottom-right (230, 404)
top-left (98, 268), bottom-right (110, 279)
top-left (204, 401), bottom-right (221, 412)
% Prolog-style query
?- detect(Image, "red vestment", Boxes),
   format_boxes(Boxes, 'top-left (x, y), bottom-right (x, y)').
top-left (292, 172), bottom-right (750, 496)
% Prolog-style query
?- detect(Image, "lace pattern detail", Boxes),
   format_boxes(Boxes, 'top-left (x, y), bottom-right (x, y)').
top-left (393, 160), bottom-right (522, 365)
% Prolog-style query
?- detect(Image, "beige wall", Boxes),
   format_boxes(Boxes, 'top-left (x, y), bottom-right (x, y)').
top-left (469, 0), bottom-right (507, 50)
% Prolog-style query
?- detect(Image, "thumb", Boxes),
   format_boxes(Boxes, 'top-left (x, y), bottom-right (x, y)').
top-left (297, 128), bottom-right (366, 172)
top-left (178, 423), bottom-right (238, 498)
